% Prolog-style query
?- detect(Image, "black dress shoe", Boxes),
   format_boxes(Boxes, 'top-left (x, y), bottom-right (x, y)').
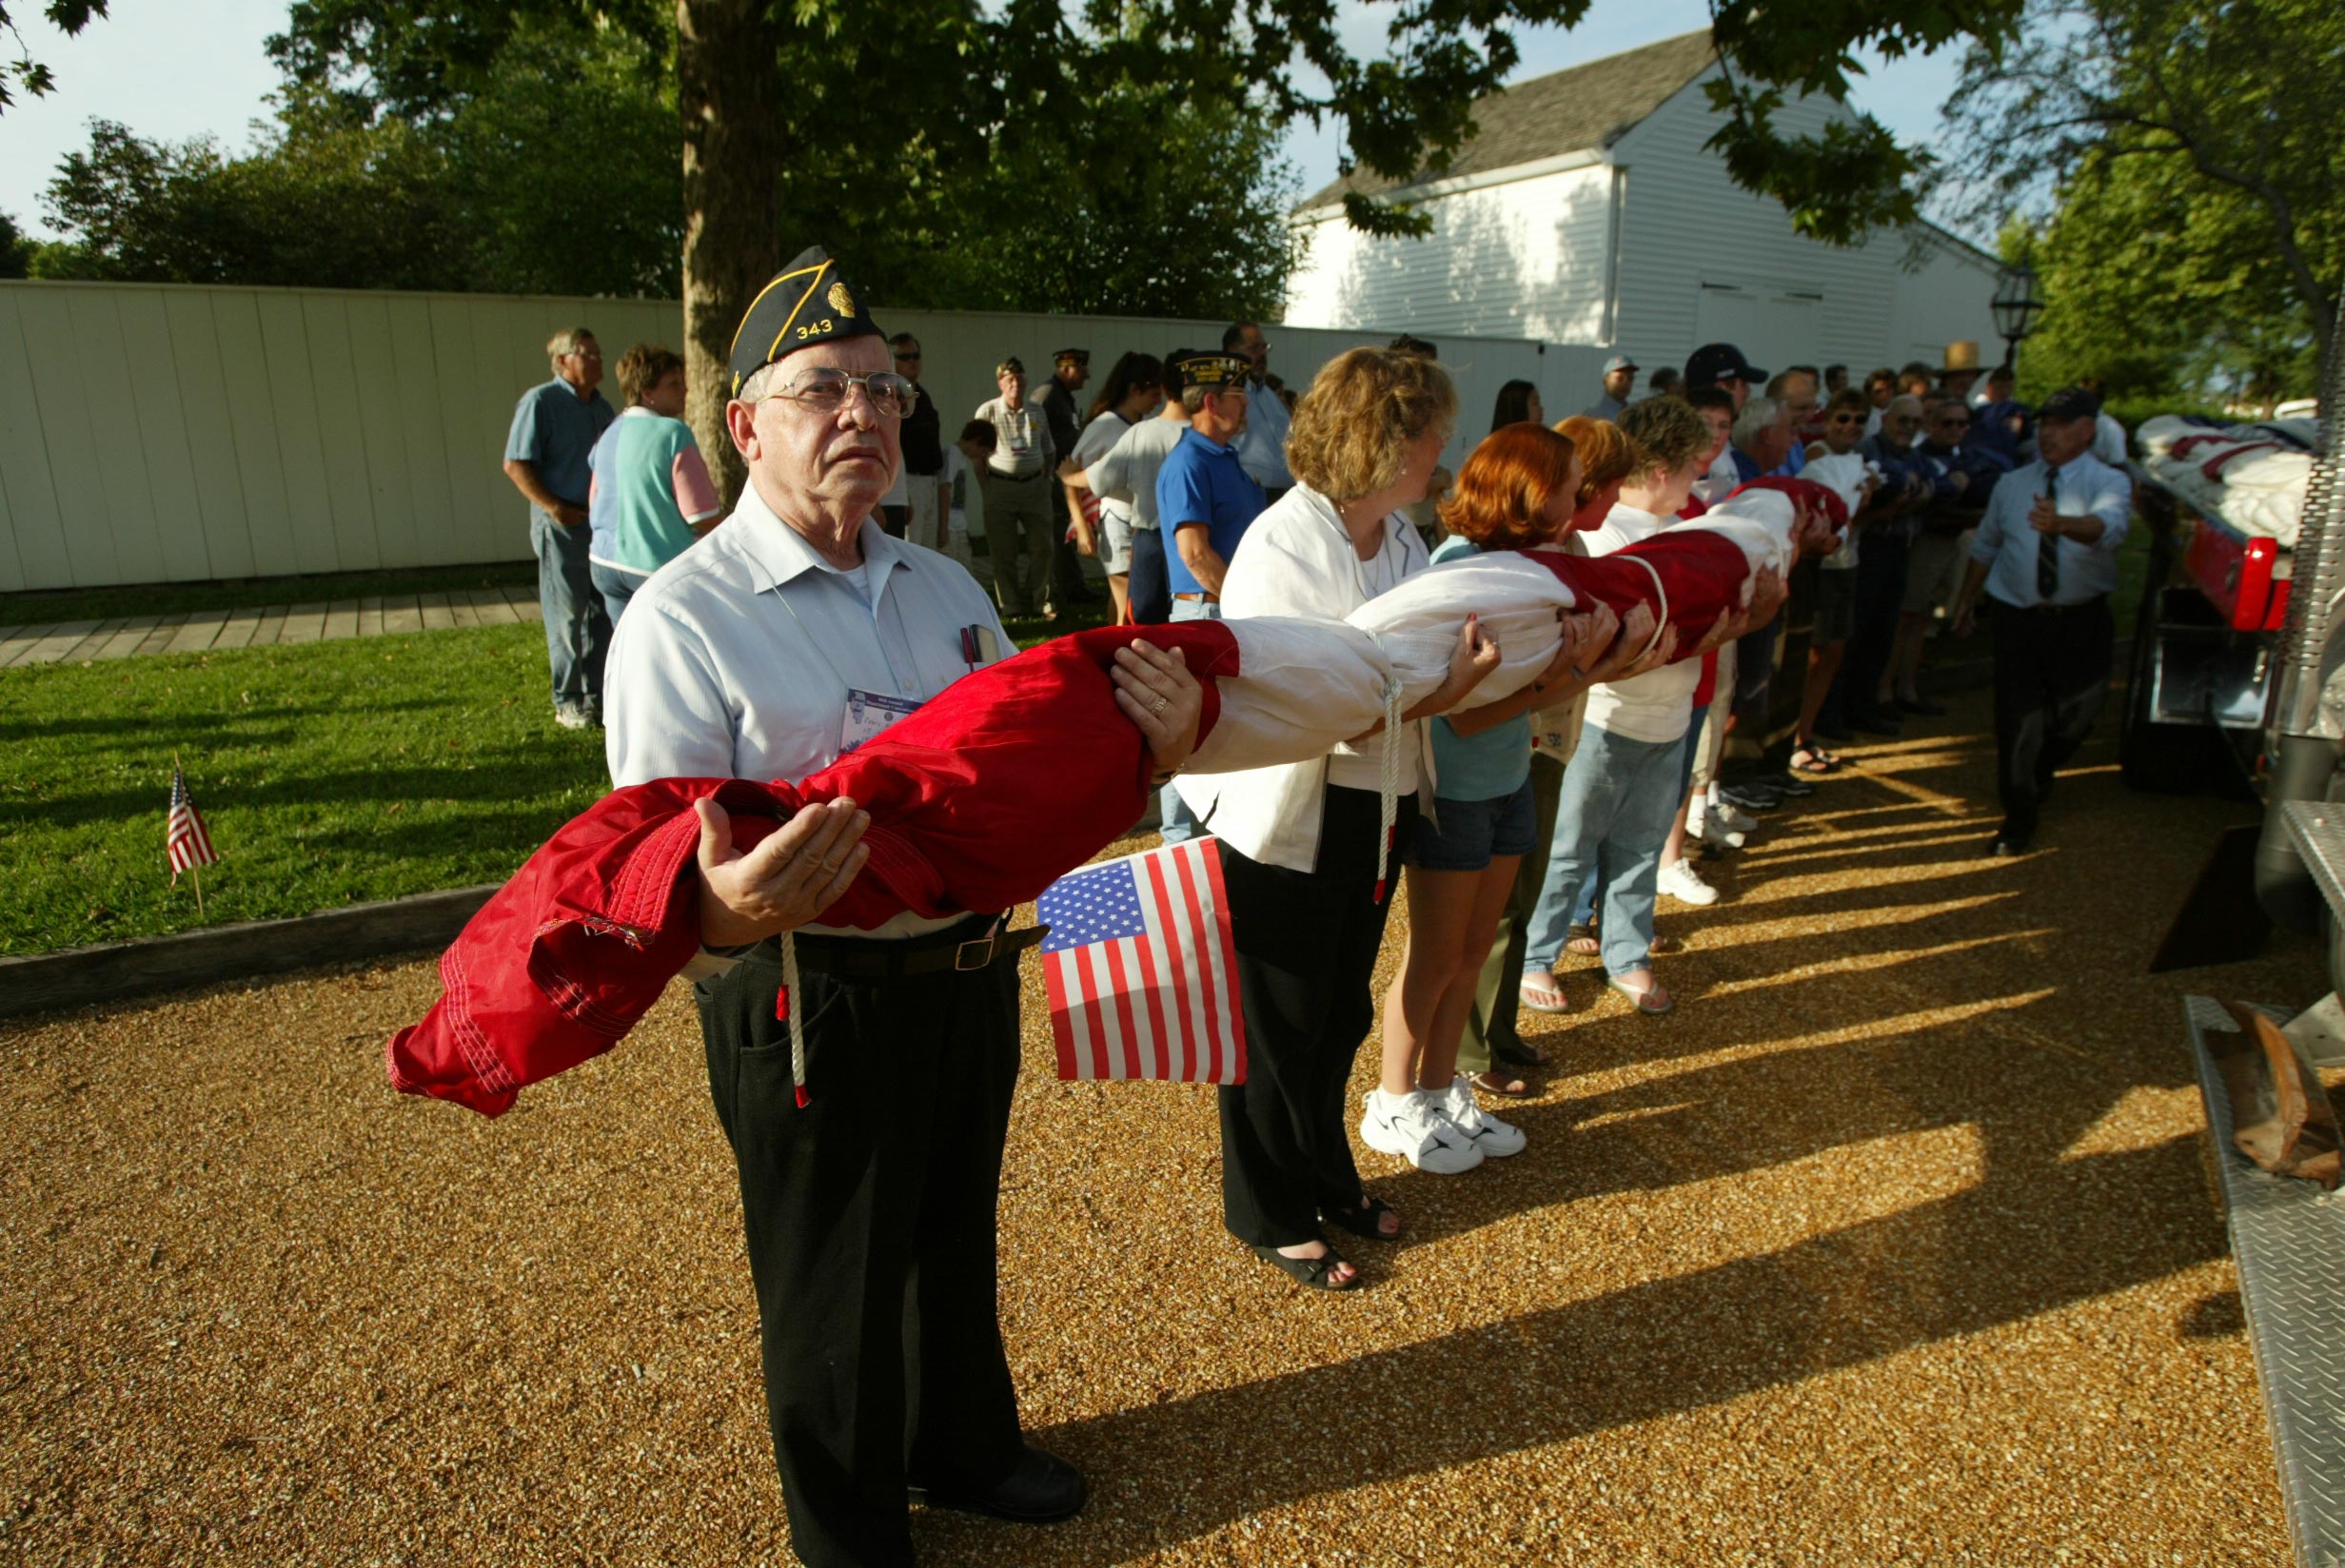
top-left (1896, 696), bottom-right (1948, 717)
top-left (1987, 828), bottom-right (2033, 857)
top-left (912, 1446), bottom-right (1087, 1524)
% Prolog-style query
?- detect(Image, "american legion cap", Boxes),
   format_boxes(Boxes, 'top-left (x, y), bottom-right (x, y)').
top-left (1172, 351), bottom-right (1250, 390)
top-left (2036, 385), bottom-right (2103, 422)
top-left (728, 245), bottom-right (884, 398)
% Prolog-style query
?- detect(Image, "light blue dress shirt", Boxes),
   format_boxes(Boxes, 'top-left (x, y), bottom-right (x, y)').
top-left (1967, 450), bottom-right (2132, 609)
top-left (1229, 373), bottom-right (1293, 491)
top-left (604, 483), bottom-right (1007, 790)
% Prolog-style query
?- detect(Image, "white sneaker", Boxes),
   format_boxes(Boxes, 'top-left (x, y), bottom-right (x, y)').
top-left (1707, 795), bottom-right (1759, 834)
top-left (1656, 858), bottom-right (1720, 906)
top-left (1699, 815), bottom-right (1747, 851)
top-left (1438, 1077), bottom-right (1526, 1157)
top-left (1360, 1088), bottom-right (1484, 1174)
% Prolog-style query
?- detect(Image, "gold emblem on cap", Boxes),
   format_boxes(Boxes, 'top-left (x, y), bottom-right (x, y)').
top-left (827, 282), bottom-right (856, 318)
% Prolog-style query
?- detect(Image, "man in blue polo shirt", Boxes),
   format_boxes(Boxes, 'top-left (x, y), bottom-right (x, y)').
top-left (1153, 350), bottom-right (1266, 841)
top-left (503, 326), bottom-right (618, 728)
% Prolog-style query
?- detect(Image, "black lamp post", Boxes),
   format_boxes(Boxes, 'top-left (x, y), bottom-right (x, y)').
top-left (1991, 261), bottom-right (2045, 373)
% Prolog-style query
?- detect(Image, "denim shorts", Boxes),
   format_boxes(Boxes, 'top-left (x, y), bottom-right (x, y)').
top-left (1411, 776), bottom-right (1537, 872)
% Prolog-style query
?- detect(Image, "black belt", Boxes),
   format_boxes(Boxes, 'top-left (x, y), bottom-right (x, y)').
top-left (1998, 593), bottom-right (2108, 617)
top-left (779, 917), bottom-right (1049, 981)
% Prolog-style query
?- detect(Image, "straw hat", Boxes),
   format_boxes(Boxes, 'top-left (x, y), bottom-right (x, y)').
top-left (1941, 340), bottom-right (1982, 374)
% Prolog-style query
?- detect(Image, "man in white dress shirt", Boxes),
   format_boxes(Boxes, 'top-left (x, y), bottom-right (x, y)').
top-left (602, 244), bottom-right (1201, 1568)
top-left (1950, 386), bottom-right (2133, 856)
top-left (1223, 321), bottom-right (1293, 501)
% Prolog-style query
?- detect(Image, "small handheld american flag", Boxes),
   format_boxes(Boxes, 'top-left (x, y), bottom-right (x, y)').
top-left (1036, 837), bottom-right (1246, 1085)
top-left (166, 764), bottom-right (219, 887)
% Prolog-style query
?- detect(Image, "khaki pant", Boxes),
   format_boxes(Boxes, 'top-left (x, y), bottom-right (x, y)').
top-left (977, 470), bottom-right (1055, 617)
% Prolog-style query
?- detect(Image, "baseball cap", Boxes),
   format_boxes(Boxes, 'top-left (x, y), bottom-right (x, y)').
top-left (1603, 354), bottom-right (1639, 374)
top-left (1684, 343), bottom-right (1768, 389)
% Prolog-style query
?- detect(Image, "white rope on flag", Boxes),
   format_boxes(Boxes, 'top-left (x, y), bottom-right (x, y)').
top-left (1375, 672), bottom-right (1403, 902)
top-left (781, 930), bottom-right (807, 1107)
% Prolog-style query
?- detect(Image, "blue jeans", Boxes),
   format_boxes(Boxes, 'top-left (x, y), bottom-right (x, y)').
top-left (533, 509), bottom-right (611, 715)
top-left (1570, 707), bottom-right (1702, 924)
top-left (1157, 596), bottom-right (1221, 843)
top-left (591, 561), bottom-right (644, 627)
top-left (1526, 722), bottom-right (1692, 979)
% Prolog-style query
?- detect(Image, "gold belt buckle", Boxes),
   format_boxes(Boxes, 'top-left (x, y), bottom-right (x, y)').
top-left (953, 936), bottom-right (995, 971)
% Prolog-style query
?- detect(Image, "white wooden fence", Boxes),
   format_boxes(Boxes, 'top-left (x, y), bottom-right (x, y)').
top-left (0, 280), bottom-right (1599, 592)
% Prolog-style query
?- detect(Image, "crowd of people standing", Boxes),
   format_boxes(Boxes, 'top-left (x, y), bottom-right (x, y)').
top-left (498, 267), bottom-right (2136, 1562)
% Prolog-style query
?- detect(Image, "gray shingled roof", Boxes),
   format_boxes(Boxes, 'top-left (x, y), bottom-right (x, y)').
top-left (1296, 30), bottom-right (1717, 211)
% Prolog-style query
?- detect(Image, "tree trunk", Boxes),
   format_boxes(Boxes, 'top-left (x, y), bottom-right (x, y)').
top-left (678, 0), bottom-right (779, 509)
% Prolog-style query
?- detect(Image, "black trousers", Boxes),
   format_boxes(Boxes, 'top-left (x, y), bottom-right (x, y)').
top-left (696, 925), bottom-right (1025, 1568)
top-left (1840, 522), bottom-right (1910, 717)
top-left (1988, 595), bottom-right (2113, 836)
top-left (1126, 527), bottom-right (1172, 625)
top-left (1217, 786), bottom-right (1417, 1248)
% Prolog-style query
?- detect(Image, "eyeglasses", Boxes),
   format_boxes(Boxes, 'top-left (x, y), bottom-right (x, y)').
top-left (759, 368), bottom-right (920, 419)
top-left (1828, 414), bottom-right (1863, 425)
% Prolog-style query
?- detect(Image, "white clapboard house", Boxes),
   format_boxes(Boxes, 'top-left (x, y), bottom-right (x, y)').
top-left (1284, 31), bottom-right (2001, 380)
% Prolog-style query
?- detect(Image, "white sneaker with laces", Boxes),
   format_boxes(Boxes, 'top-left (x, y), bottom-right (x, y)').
top-left (1706, 794), bottom-right (1760, 833)
top-left (1656, 857), bottom-right (1720, 906)
top-left (1360, 1088), bottom-right (1483, 1174)
top-left (1699, 815), bottom-right (1747, 851)
top-left (1438, 1076), bottom-right (1526, 1157)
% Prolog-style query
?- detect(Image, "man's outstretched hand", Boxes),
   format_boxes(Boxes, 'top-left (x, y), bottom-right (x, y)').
top-left (696, 794), bottom-right (871, 948)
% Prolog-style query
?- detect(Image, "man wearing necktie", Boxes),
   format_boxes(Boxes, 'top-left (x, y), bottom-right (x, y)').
top-left (1950, 386), bottom-right (2135, 855)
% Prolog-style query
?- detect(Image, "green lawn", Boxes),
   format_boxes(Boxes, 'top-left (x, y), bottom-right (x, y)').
top-left (1, 592), bottom-right (1112, 956)
top-left (0, 561), bottom-right (539, 629)
top-left (0, 624), bottom-right (610, 956)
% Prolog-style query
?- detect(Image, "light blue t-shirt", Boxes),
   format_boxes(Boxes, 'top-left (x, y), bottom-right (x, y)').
top-left (1428, 535), bottom-right (1532, 802)
top-left (504, 377), bottom-right (615, 507)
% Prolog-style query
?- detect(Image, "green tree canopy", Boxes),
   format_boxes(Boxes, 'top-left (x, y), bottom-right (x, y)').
top-left (1945, 0), bottom-right (2344, 381)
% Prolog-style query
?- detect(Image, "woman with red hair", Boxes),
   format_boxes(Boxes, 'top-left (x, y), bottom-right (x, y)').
top-left (1359, 424), bottom-right (1644, 1173)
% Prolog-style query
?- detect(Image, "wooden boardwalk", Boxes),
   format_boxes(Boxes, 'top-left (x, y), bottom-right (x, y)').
top-left (0, 585), bottom-right (542, 668)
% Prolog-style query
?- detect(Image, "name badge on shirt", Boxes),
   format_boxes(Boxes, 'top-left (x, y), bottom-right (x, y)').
top-left (840, 688), bottom-right (922, 754)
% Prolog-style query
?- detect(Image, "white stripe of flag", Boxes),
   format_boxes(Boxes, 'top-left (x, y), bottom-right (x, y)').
top-left (1036, 836), bottom-right (1246, 1084)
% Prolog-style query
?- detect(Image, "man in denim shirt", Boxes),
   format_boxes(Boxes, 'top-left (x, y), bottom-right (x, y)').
top-left (503, 327), bottom-right (617, 728)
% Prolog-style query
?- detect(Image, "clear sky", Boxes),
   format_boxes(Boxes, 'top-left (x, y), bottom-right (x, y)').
top-left (1, 0), bottom-right (1973, 244)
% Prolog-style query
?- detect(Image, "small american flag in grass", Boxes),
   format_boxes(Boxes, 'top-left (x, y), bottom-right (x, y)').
top-left (166, 765), bottom-right (219, 883)
top-left (1036, 837), bottom-right (1245, 1085)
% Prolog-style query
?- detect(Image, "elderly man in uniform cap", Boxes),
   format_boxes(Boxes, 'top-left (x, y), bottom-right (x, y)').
top-left (1586, 354), bottom-right (1638, 420)
top-left (1949, 385), bottom-right (2131, 856)
top-left (602, 245), bottom-right (1205, 1568)
top-left (972, 357), bottom-right (1058, 618)
top-left (1038, 347), bottom-right (1098, 607)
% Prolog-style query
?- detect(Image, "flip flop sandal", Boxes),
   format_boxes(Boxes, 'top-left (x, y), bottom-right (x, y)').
top-left (1320, 1195), bottom-right (1403, 1242)
top-left (1467, 1069), bottom-right (1534, 1099)
top-left (1251, 1244), bottom-right (1358, 1290)
top-left (1607, 975), bottom-right (1675, 1015)
top-left (1564, 923), bottom-right (1602, 956)
top-left (1492, 1034), bottom-right (1551, 1068)
top-left (1788, 746), bottom-right (1836, 775)
top-left (1518, 974), bottom-right (1572, 1014)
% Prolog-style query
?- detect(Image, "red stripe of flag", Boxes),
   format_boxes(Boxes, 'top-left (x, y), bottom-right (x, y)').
top-left (1170, 843), bottom-right (1231, 1084)
top-left (1141, 850), bottom-right (1198, 1081)
top-left (1197, 837), bottom-right (1244, 1084)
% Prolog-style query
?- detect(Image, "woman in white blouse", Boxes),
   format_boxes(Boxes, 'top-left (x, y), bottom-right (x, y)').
top-left (1172, 347), bottom-right (1498, 1291)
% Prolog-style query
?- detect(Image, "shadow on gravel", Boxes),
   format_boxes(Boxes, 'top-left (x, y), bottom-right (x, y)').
top-left (965, 1135), bottom-right (2220, 1566)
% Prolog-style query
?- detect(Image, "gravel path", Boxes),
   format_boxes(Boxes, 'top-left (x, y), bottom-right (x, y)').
top-left (2, 687), bottom-right (2320, 1566)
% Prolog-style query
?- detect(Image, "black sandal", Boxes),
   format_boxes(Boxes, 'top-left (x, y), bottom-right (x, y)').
top-left (1320, 1195), bottom-right (1402, 1243)
top-left (1251, 1244), bottom-right (1357, 1290)
top-left (1492, 1034), bottom-right (1550, 1068)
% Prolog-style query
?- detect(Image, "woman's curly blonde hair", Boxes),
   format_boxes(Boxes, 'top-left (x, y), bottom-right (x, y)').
top-left (1285, 347), bottom-right (1458, 503)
